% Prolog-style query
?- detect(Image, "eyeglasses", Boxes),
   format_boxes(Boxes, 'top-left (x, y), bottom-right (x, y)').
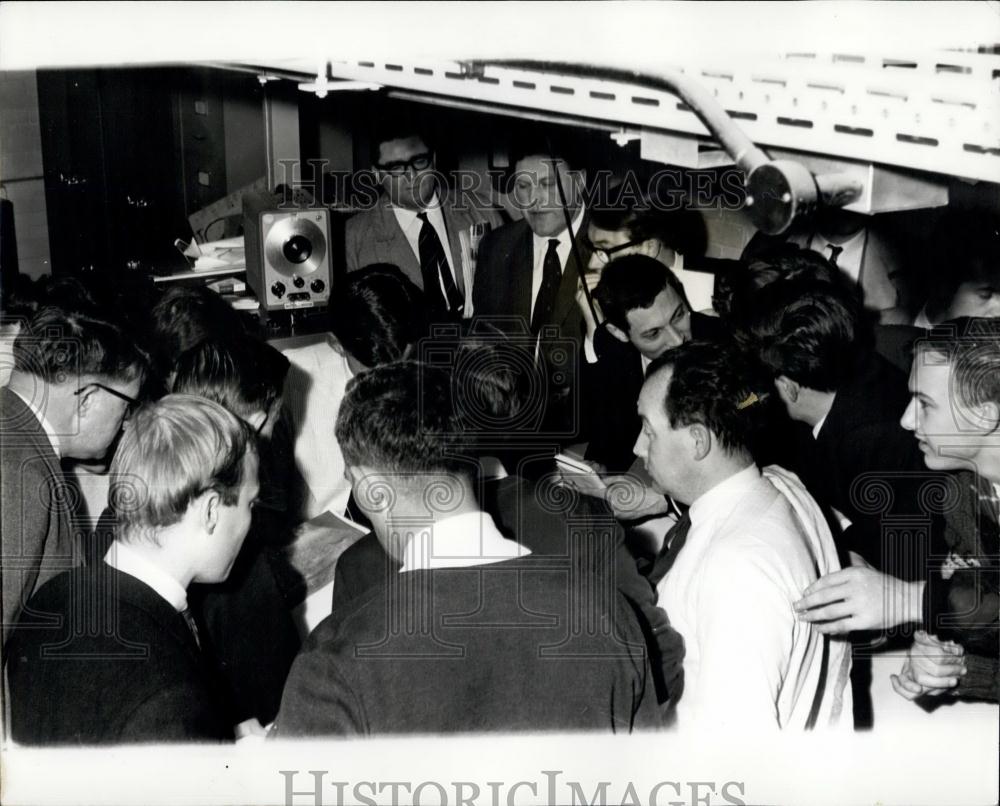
top-left (74, 383), bottom-right (139, 415)
top-left (375, 152), bottom-right (433, 176)
top-left (585, 237), bottom-right (650, 265)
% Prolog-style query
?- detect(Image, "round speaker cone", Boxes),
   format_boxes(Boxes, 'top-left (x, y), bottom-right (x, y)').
top-left (282, 234), bottom-right (312, 264)
top-left (263, 215), bottom-right (327, 277)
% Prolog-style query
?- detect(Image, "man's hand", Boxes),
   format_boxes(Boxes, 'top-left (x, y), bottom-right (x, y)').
top-left (603, 474), bottom-right (670, 521)
top-left (793, 566), bottom-right (925, 634)
top-left (891, 631), bottom-right (966, 700)
top-left (558, 459), bottom-right (609, 498)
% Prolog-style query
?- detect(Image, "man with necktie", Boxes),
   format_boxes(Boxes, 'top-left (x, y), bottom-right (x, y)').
top-left (634, 340), bottom-right (852, 730)
top-left (344, 115), bottom-right (502, 319)
top-left (472, 135), bottom-right (593, 444)
top-left (7, 395), bottom-right (259, 744)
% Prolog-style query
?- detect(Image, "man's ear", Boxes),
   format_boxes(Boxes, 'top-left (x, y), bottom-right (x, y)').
top-left (976, 400), bottom-right (1000, 434)
top-left (775, 375), bottom-right (800, 406)
top-left (688, 423), bottom-right (712, 461)
top-left (74, 385), bottom-right (98, 417)
top-left (607, 323), bottom-right (630, 344)
top-left (201, 490), bottom-right (222, 535)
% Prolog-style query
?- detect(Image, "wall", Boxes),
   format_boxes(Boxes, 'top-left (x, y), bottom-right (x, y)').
top-left (0, 70), bottom-right (51, 279)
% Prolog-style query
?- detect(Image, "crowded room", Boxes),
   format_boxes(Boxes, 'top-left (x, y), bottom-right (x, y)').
top-left (0, 3), bottom-right (997, 804)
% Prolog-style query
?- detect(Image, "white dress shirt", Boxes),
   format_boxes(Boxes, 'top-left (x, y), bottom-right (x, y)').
top-left (808, 229), bottom-right (866, 284)
top-left (105, 540), bottom-right (188, 612)
top-left (392, 194), bottom-right (458, 296)
top-left (8, 385), bottom-right (61, 457)
top-left (657, 463), bottom-right (852, 731)
top-left (398, 510), bottom-right (530, 573)
top-left (530, 206), bottom-right (586, 321)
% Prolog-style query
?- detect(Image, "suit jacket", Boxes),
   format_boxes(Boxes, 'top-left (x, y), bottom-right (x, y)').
top-left (332, 473), bottom-right (685, 706)
top-left (472, 218), bottom-right (592, 441)
top-left (1, 386), bottom-right (74, 650)
top-left (344, 189), bottom-right (503, 310)
top-left (787, 351), bottom-right (940, 579)
top-left (278, 554), bottom-right (659, 736)
top-left (8, 564), bottom-right (232, 744)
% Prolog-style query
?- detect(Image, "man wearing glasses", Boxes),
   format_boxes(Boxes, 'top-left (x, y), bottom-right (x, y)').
top-left (1, 306), bottom-right (146, 653)
top-left (344, 115), bottom-right (502, 319)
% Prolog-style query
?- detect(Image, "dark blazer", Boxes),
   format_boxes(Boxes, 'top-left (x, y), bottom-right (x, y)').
top-left (788, 351), bottom-right (940, 579)
top-left (472, 218), bottom-right (592, 441)
top-left (332, 473), bottom-right (685, 706)
top-left (344, 190), bottom-right (503, 299)
top-left (1, 386), bottom-right (74, 650)
top-left (8, 563), bottom-right (233, 744)
top-left (278, 554), bottom-right (659, 736)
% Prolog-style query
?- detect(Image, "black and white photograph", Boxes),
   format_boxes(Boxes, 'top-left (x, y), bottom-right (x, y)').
top-left (0, 2), bottom-right (998, 804)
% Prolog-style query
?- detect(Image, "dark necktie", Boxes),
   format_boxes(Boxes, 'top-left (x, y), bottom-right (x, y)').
top-left (827, 243), bottom-right (843, 267)
top-left (180, 606), bottom-right (201, 650)
top-left (531, 239), bottom-right (562, 335)
top-left (647, 511), bottom-right (692, 588)
top-left (417, 212), bottom-right (463, 316)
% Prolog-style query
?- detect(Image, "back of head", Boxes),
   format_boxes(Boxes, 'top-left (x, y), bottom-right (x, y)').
top-left (171, 336), bottom-right (290, 423)
top-left (110, 394), bottom-right (255, 541)
top-left (328, 264), bottom-right (429, 368)
top-left (649, 339), bottom-right (771, 458)
top-left (148, 286), bottom-right (247, 377)
top-left (13, 305), bottom-right (148, 388)
top-left (335, 360), bottom-right (464, 478)
top-left (742, 277), bottom-right (866, 392)
top-left (594, 253), bottom-right (689, 333)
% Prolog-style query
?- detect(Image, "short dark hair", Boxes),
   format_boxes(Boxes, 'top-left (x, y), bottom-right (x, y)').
top-left (370, 109), bottom-right (432, 164)
top-left (509, 128), bottom-right (583, 173)
top-left (13, 305), bottom-right (148, 386)
top-left (914, 317), bottom-right (1000, 411)
top-left (589, 196), bottom-right (707, 259)
top-left (742, 278), bottom-right (865, 392)
top-left (148, 286), bottom-right (247, 377)
top-left (329, 264), bottom-right (428, 368)
top-left (335, 360), bottom-right (466, 477)
top-left (924, 210), bottom-right (1000, 320)
top-left (171, 336), bottom-right (290, 422)
top-left (716, 248), bottom-right (860, 324)
top-left (594, 254), bottom-right (690, 333)
top-left (111, 394), bottom-right (256, 539)
top-left (648, 340), bottom-right (769, 455)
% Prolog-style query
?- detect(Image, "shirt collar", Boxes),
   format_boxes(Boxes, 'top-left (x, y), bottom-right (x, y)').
top-left (532, 205), bottom-right (586, 257)
top-left (391, 193), bottom-right (442, 229)
top-left (8, 385), bottom-right (61, 457)
top-left (688, 463), bottom-right (760, 527)
top-left (811, 412), bottom-right (829, 440)
top-left (398, 510), bottom-right (531, 573)
top-left (105, 539), bottom-right (189, 612)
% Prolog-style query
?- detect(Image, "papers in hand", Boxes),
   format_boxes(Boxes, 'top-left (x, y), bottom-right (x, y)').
top-left (556, 452), bottom-right (608, 497)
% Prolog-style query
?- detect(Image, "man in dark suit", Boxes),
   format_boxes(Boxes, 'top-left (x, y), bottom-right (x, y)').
top-left (345, 120), bottom-right (502, 319)
top-left (1, 306), bottom-right (146, 652)
top-left (472, 139), bottom-right (592, 442)
top-left (276, 362), bottom-right (660, 735)
top-left (8, 395), bottom-right (259, 744)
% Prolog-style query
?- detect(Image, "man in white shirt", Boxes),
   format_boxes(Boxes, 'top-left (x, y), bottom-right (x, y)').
top-left (633, 341), bottom-right (852, 731)
top-left (8, 394), bottom-right (259, 744)
top-left (344, 118), bottom-right (502, 319)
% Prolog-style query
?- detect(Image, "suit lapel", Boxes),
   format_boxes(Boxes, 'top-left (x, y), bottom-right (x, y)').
top-left (550, 228), bottom-right (592, 328)
top-left (373, 196), bottom-right (422, 284)
top-left (512, 224), bottom-right (535, 323)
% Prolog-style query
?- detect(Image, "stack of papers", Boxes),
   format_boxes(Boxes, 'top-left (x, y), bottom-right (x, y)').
top-left (182, 235), bottom-right (246, 272)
